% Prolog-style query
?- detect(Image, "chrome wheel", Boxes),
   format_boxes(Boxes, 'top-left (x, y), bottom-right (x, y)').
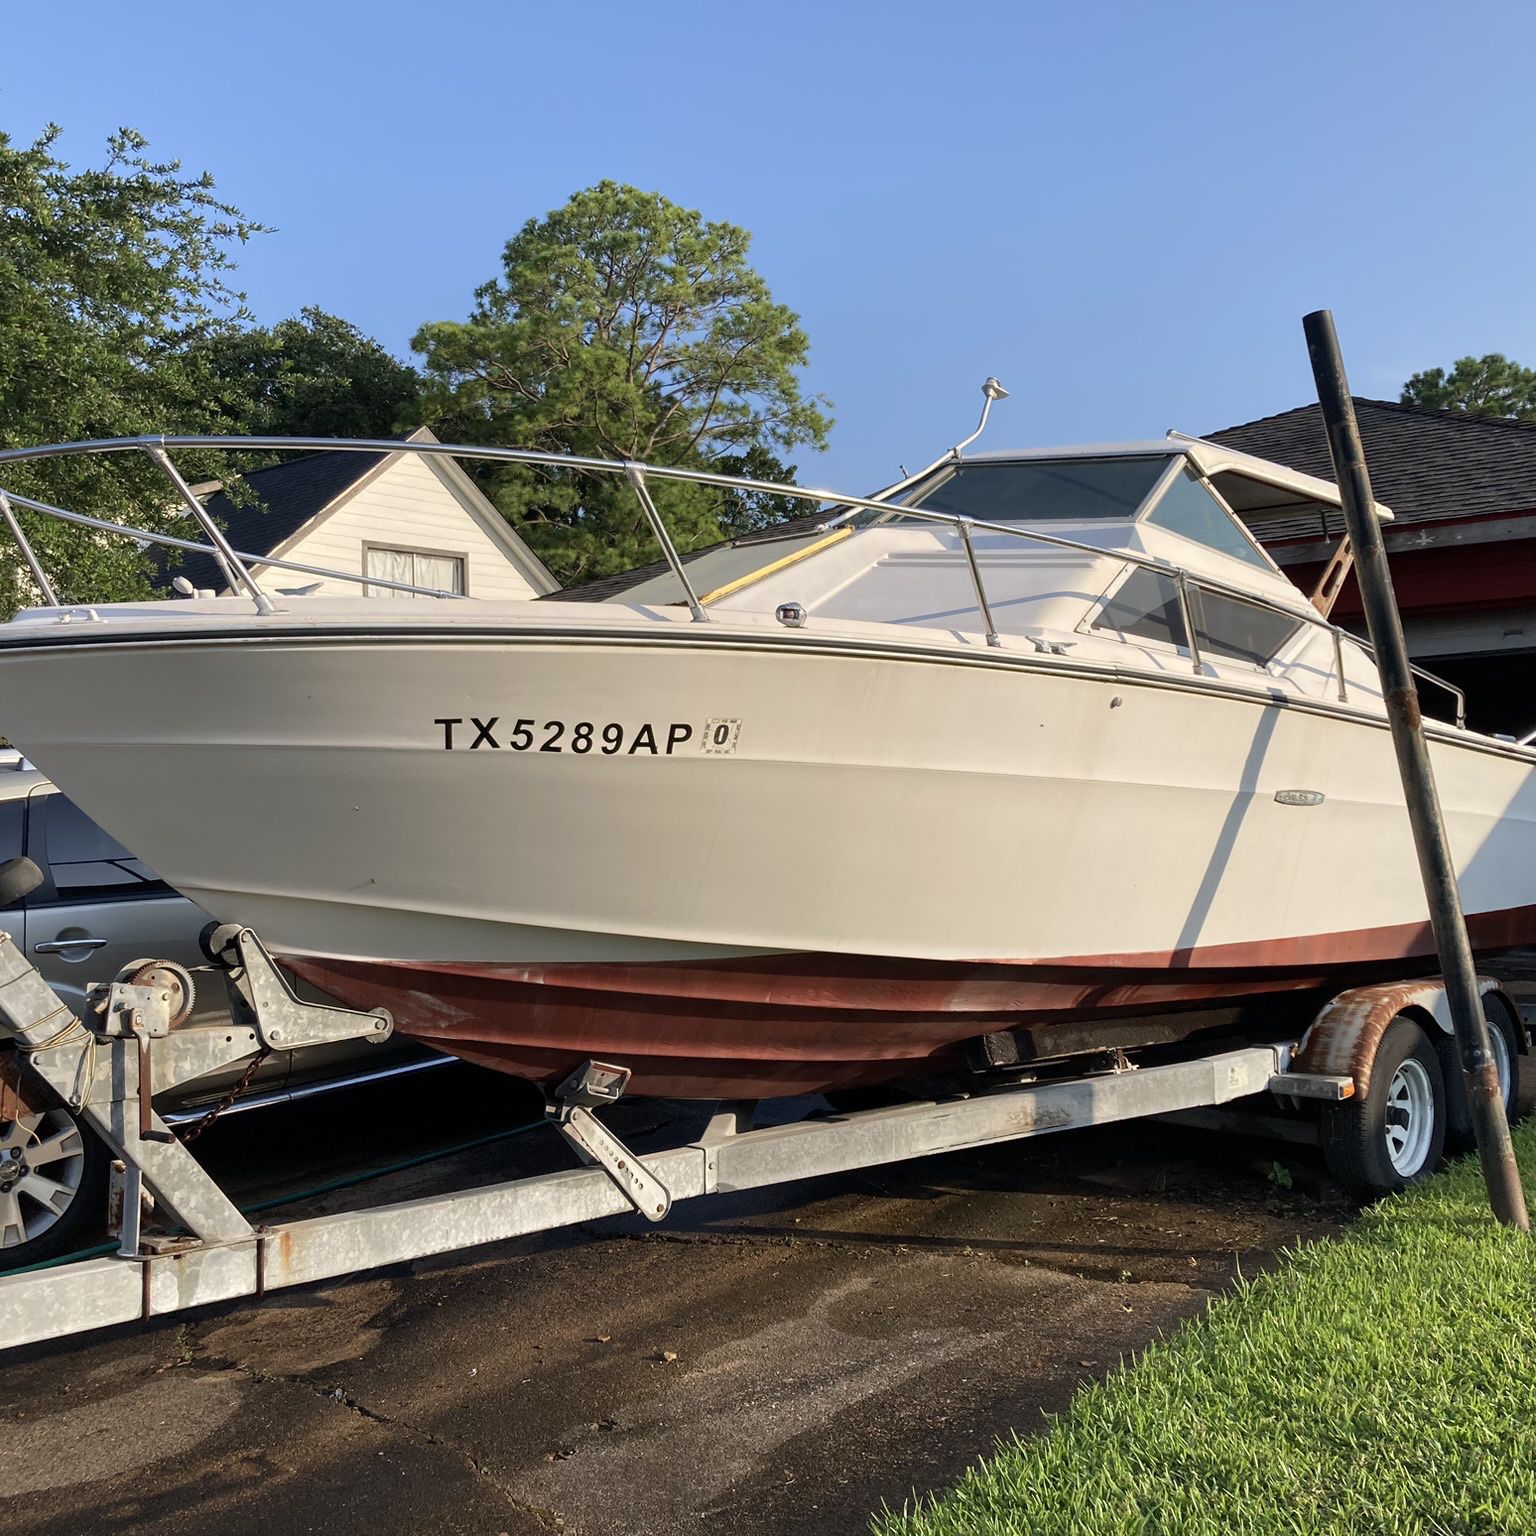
top-left (1384, 1058), bottom-right (1436, 1177)
top-left (0, 1109), bottom-right (87, 1249)
top-left (1490, 1020), bottom-right (1512, 1109)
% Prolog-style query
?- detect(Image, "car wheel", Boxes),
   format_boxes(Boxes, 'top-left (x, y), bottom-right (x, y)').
top-left (0, 1103), bottom-right (109, 1269)
top-left (1320, 1015), bottom-right (1446, 1194)
top-left (1440, 995), bottom-right (1522, 1153)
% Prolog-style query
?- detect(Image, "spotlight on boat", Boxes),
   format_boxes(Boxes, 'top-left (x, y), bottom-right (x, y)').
top-left (951, 377), bottom-right (1011, 458)
top-left (775, 601), bottom-right (807, 629)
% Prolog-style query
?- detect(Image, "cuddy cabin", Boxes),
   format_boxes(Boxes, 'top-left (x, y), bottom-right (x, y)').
top-left (594, 437), bottom-right (1447, 723)
top-left (0, 433), bottom-right (1462, 729)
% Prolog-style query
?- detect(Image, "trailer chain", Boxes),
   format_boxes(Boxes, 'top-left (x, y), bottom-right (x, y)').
top-left (178, 1047), bottom-right (271, 1144)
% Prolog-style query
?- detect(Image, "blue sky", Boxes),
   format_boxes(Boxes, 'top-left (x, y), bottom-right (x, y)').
top-left (5, 1), bottom-right (1535, 489)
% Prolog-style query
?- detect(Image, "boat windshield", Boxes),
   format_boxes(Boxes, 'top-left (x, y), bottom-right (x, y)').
top-left (887, 456), bottom-right (1170, 525)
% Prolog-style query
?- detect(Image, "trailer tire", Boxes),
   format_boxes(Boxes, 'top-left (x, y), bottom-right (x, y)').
top-left (0, 1104), bottom-right (110, 1270)
top-left (1440, 996), bottom-right (1521, 1154)
top-left (1321, 1015), bottom-right (1445, 1194)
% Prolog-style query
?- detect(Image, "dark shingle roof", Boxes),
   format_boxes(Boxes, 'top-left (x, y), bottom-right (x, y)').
top-left (1207, 399), bottom-right (1536, 541)
top-left (154, 449), bottom-right (387, 590)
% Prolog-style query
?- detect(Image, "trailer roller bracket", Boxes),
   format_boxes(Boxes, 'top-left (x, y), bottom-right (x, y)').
top-left (549, 1061), bottom-right (672, 1222)
top-left (203, 925), bottom-right (394, 1052)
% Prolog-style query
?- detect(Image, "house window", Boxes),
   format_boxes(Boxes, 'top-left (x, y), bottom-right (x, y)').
top-left (364, 546), bottom-right (467, 598)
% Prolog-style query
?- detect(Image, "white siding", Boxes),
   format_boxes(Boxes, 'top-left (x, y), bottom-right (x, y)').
top-left (252, 454), bottom-right (541, 601)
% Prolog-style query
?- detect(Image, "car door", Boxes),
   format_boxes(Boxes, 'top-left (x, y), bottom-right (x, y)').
top-left (0, 796), bottom-right (27, 956)
top-left (24, 788), bottom-right (291, 1096)
top-left (27, 788), bottom-right (206, 1009)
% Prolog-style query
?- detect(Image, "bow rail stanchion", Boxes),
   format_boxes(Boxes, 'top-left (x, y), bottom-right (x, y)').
top-left (0, 490), bottom-right (58, 607)
top-left (1304, 307), bottom-right (1528, 1231)
top-left (143, 443), bottom-right (275, 614)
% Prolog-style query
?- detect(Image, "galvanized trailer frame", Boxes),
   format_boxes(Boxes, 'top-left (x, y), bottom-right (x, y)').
top-left (0, 920), bottom-right (1518, 1354)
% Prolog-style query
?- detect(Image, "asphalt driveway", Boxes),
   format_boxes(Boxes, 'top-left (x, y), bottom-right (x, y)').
top-left (0, 1068), bottom-right (1367, 1535)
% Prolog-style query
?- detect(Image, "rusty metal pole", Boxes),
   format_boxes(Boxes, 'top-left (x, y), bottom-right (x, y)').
top-left (1304, 310), bottom-right (1528, 1229)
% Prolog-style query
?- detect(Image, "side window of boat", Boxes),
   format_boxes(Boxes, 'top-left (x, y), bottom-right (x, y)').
top-left (1188, 587), bottom-right (1303, 666)
top-left (34, 793), bottom-right (173, 904)
top-left (1088, 567), bottom-right (1184, 648)
top-left (1090, 569), bottom-right (1303, 667)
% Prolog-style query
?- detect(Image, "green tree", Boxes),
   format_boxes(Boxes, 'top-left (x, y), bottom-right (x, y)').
top-left (414, 181), bottom-right (831, 584)
top-left (196, 306), bottom-right (421, 440)
top-left (1401, 354), bottom-right (1536, 420)
top-left (0, 125), bottom-right (265, 610)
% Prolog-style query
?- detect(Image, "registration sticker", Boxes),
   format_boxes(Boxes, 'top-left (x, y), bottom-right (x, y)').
top-left (701, 718), bottom-right (742, 755)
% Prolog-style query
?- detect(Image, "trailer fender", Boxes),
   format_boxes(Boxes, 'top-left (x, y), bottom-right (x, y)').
top-left (1289, 977), bottom-right (1522, 1099)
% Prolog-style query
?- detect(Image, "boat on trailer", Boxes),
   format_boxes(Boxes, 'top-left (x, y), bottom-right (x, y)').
top-left (0, 395), bottom-right (1534, 1098)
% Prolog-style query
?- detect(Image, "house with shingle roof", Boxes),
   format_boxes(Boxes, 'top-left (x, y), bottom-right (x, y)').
top-left (1209, 399), bottom-right (1536, 734)
top-left (163, 426), bottom-right (557, 601)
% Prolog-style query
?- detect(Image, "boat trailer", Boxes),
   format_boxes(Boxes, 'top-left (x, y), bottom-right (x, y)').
top-left (0, 902), bottom-right (1523, 1353)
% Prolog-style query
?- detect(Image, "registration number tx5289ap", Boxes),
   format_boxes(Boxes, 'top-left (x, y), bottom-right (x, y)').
top-left (434, 716), bottom-right (742, 756)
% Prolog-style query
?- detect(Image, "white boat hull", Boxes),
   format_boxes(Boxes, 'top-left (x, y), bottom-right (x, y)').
top-left (2, 607), bottom-right (1534, 1095)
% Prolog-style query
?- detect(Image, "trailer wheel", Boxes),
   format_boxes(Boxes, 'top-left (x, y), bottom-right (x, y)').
top-left (1439, 997), bottom-right (1521, 1153)
top-left (0, 1104), bottom-right (109, 1269)
top-left (1321, 1016), bottom-right (1446, 1194)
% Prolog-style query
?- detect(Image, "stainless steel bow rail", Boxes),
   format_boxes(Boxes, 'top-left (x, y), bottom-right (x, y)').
top-left (0, 426), bottom-right (1466, 727)
top-left (0, 897), bottom-right (1524, 1352)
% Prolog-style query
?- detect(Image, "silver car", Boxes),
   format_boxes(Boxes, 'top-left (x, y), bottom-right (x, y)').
top-left (0, 755), bottom-right (447, 1266)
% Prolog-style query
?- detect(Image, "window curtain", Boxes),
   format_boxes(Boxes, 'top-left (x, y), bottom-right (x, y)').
top-left (412, 553), bottom-right (464, 595)
top-left (365, 548), bottom-right (464, 598)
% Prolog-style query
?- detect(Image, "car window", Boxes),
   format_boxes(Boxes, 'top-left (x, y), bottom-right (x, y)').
top-left (38, 794), bottom-right (172, 902)
top-left (0, 800), bottom-right (23, 908)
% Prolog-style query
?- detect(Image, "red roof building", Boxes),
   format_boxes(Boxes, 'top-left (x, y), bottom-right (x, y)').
top-left (1209, 399), bottom-right (1536, 735)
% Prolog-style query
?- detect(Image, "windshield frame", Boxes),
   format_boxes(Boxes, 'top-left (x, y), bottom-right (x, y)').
top-left (1141, 463), bottom-right (1284, 577)
top-left (860, 452), bottom-right (1184, 530)
top-left (862, 451), bottom-right (1283, 578)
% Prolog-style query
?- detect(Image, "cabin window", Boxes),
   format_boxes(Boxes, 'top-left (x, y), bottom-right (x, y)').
top-left (1089, 567), bottom-right (1184, 648)
top-left (894, 457), bottom-right (1169, 525)
top-left (365, 545), bottom-right (467, 598)
top-left (1188, 587), bottom-right (1303, 666)
top-left (1144, 470), bottom-right (1271, 570)
top-left (1090, 568), bottom-right (1303, 666)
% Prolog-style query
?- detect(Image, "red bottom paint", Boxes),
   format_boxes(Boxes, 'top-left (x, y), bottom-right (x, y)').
top-left (283, 903), bottom-right (1536, 1099)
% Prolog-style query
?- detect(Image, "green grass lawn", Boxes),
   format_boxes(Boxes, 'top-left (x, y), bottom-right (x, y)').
top-left (876, 1120), bottom-right (1536, 1536)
